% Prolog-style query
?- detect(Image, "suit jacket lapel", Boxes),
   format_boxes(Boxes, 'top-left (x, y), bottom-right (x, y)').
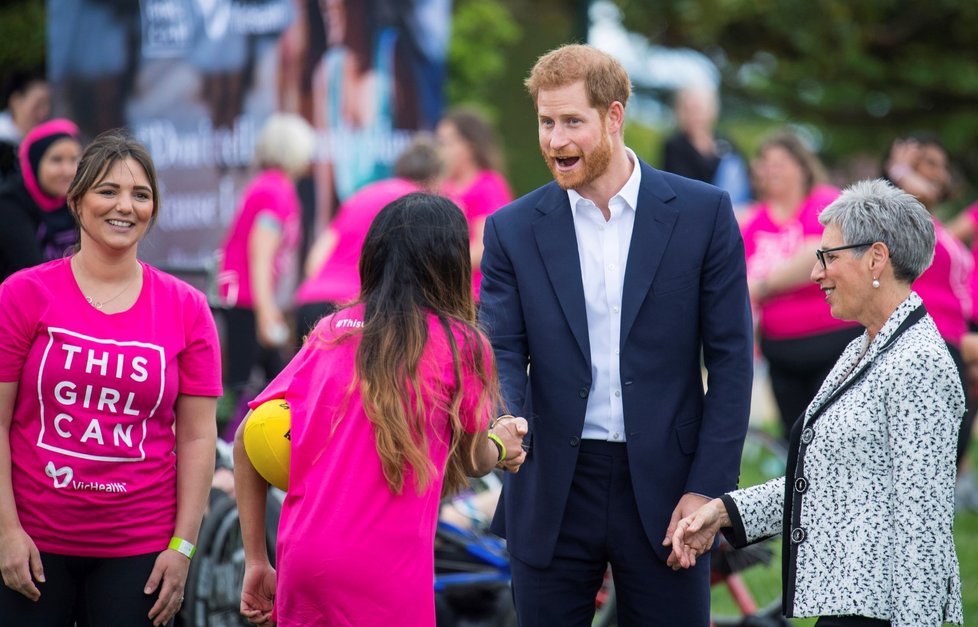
top-left (621, 162), bottom-right (679, 344)
top-left (533, 185), bottom-right (591, 363)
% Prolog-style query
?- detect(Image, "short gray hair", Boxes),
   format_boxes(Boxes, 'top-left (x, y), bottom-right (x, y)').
top-left (254, 113), bottom-right (315, 178)
top-left (819, 178), bottom-right (935, 283)
top-left (393, 132), bottom-right (442, 184)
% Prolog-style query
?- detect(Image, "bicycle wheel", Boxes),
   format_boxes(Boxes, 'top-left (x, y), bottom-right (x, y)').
top-left (180, 490), bottom-right (281, 627)
top-left (592, 565), bottom-right (616, 627)
top-left (710, 427), bottom-right (789, 627)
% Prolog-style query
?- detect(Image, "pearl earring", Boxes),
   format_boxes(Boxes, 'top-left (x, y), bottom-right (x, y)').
top-left (872, 278), bottom-right (880, 289)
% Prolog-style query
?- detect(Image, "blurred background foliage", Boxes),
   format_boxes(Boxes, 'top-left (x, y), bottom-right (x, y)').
top-left (612, 0), bottom-right (978, 207)
top-left (0, 1), bottom-right (45, 69)
top-left (4, 0), bottom-right (978, 203)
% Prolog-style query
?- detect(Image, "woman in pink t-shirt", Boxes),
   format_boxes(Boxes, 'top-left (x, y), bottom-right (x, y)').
top-left (888, 135), bottom-right (975, 470)
top-left (234, 193), bottom-right (528, 627)
top-left (0, 132), bottom-right (222, 626)
top-left (740, 133), bottom-right (861, 436)
top-left (436, 107), bottom-right (513, 299)
top-left (216, 113), bottom-right (315, 416)
top-left (293, 134), bottom-right (443, 346)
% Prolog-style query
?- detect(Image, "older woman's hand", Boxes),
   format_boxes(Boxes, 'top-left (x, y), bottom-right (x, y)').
top-left (666, 498), bottom-right (729, 570)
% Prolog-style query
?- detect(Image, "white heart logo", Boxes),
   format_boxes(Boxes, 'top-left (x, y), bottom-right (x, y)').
top-left (45, 462), bottom-right (73, 489)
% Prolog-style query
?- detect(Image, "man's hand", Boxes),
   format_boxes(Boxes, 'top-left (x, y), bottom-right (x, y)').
top-left (662, 493), bottom-right (710, 548)
top-left (666, 498), bottom-right (729, 570)
top-left (492, 416), bottom-right (528, 473)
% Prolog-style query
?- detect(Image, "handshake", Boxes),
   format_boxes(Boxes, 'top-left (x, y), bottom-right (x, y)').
top-left (488, 415), bottom-right (529, 474)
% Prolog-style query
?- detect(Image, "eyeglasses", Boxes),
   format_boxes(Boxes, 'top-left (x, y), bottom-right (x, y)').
top-left (815, 242), bottom-right (875, 270)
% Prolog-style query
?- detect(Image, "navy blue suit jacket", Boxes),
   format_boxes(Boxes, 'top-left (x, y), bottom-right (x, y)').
top-left (479, 160), bottom-right (753, 568)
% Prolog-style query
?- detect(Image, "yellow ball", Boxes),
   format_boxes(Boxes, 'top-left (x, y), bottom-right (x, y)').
top-left (243, 399), bottom-right (292, 491)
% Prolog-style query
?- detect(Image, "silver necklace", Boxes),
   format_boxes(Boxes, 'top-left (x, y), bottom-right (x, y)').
top-left (86, 283), bottom-right (134, 310)
top-left (73, 258), bottom-right (139, 310)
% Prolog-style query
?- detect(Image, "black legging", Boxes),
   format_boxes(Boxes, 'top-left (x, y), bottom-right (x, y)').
top-left (294, 301), bottom-right (339, 351)
top-left (221, 307), bottom-right (285, 393)
top-left (760, 326), bottom-right (864, 437)
top-left (0, 551), bottom-right (168, 626)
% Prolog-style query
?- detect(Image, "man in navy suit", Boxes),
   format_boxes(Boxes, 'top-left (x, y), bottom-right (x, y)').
top-left (479, 44), bottom-right (753, 625)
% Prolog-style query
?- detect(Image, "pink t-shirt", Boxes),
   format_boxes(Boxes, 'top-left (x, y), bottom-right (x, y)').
top-left (741, 185), bottom-right (859, 339)
top-left (914, 218), bottom-right (972, 346)
top-left (0, 259), bottom-right (222, 557)
top-left (295, 178), bottom-right (420, 306)
top-left (217, 169), bottom-right (301, 308)
top-left (966, 202), bottom-right (978, 323)
top-left (443, 170), bottom-right (513, 299)
top-left (249, 304), bottom-right (492, 626)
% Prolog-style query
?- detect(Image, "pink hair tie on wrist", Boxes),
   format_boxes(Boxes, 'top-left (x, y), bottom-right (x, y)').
top-left (887, 164), bottom-right (913, 182)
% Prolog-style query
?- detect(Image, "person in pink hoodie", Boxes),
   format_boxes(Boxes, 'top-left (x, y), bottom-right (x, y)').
top-left (234, 192), bottom-right (527, 626)
top-left (0, 118), bottom-right (82, 282)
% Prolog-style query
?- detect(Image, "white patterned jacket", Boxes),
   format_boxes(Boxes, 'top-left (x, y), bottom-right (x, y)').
top-left (722, 293), bottom-right (964, 627)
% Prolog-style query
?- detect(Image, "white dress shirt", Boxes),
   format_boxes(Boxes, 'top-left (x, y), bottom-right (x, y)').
top-left (567, 148), bottom-right (642, 441)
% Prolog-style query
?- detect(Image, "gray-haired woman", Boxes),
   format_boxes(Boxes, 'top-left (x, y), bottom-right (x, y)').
top-left (670, 179), bottom-right (964, 627)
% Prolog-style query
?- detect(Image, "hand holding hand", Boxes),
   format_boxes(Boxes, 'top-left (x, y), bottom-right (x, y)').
top-left (491, 416), bottom-right (529, 473)
top-left (145, 548), bottom-right (191, 626)
top-left (0, 526), bottom-right (44, 601)
top-left (240, 561), bottom-right (277, 625)
top-left (666, 498), bottom-right (728, 570)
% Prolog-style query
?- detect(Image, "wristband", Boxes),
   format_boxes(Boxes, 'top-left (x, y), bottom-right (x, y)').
top-left (487, 432), bottom-right (507, 463)
top-left (168, 536), bottom-right (196, 559)
top-left (489, 414), bottom-right (514, 430)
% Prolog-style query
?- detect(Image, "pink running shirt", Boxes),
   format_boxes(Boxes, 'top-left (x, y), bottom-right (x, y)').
top-left (0, 259), bottom-right (222, 557)
top-left (964, 202), bottom-right (978, 323)
top-left (914, 218), bottom-right (972, 346)
top-left (443, 170), bottom-right (513, 299)
top-left (217, 169), bottom-right (301, 308)
top-left (295, 178), bottom-right (419, 306)
top-left (249, 305), bottom-right (493, 626)
top-left (740, 185), bottom-right (859, 339)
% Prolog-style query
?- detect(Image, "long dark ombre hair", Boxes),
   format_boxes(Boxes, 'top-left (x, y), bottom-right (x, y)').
top-left (355, 192), bottom-right (499, 495)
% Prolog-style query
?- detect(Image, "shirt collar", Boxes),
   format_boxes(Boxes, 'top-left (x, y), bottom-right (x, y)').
top-left (567, 147), bottom-right (642, 214)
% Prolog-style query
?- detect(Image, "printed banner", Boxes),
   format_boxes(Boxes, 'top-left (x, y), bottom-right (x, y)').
top-left (48, 0), bottom-right (449, 286)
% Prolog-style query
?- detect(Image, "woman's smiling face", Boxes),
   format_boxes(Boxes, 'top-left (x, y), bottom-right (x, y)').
top-left (74, 157), bottom-right (155, 254)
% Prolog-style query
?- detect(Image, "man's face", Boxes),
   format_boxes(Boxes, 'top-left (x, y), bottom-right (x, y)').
top-left (536, 81), bottom-right (612, 191)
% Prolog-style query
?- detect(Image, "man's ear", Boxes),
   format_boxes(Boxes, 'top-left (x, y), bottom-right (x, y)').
top-left (605, 101), bottom-right (625, 135)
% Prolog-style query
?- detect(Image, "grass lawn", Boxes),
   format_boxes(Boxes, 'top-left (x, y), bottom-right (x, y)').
top-left (956, 443), bottom-right (978, 625)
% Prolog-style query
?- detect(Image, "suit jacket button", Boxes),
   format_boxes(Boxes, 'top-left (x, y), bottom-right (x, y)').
top-left (569, 436), bottom-right (580, 447)
top-left (801, 427), bottom-right (814, 444)
top-left (579, 387), bottom-right (589, 398)
top-left (794, 477), bottom-right (808, 493)
top-left (790, 527), bottom-right (807, 544)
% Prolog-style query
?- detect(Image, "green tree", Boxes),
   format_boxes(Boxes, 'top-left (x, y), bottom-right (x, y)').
top-left (613, 0), bottom-right (978, 192)
top-left (445, 0), bottom-right (522, 110)
top-left (0, 1), bottom-right (45, 70)
top-left (446, 0), bottom-right (586, 195)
